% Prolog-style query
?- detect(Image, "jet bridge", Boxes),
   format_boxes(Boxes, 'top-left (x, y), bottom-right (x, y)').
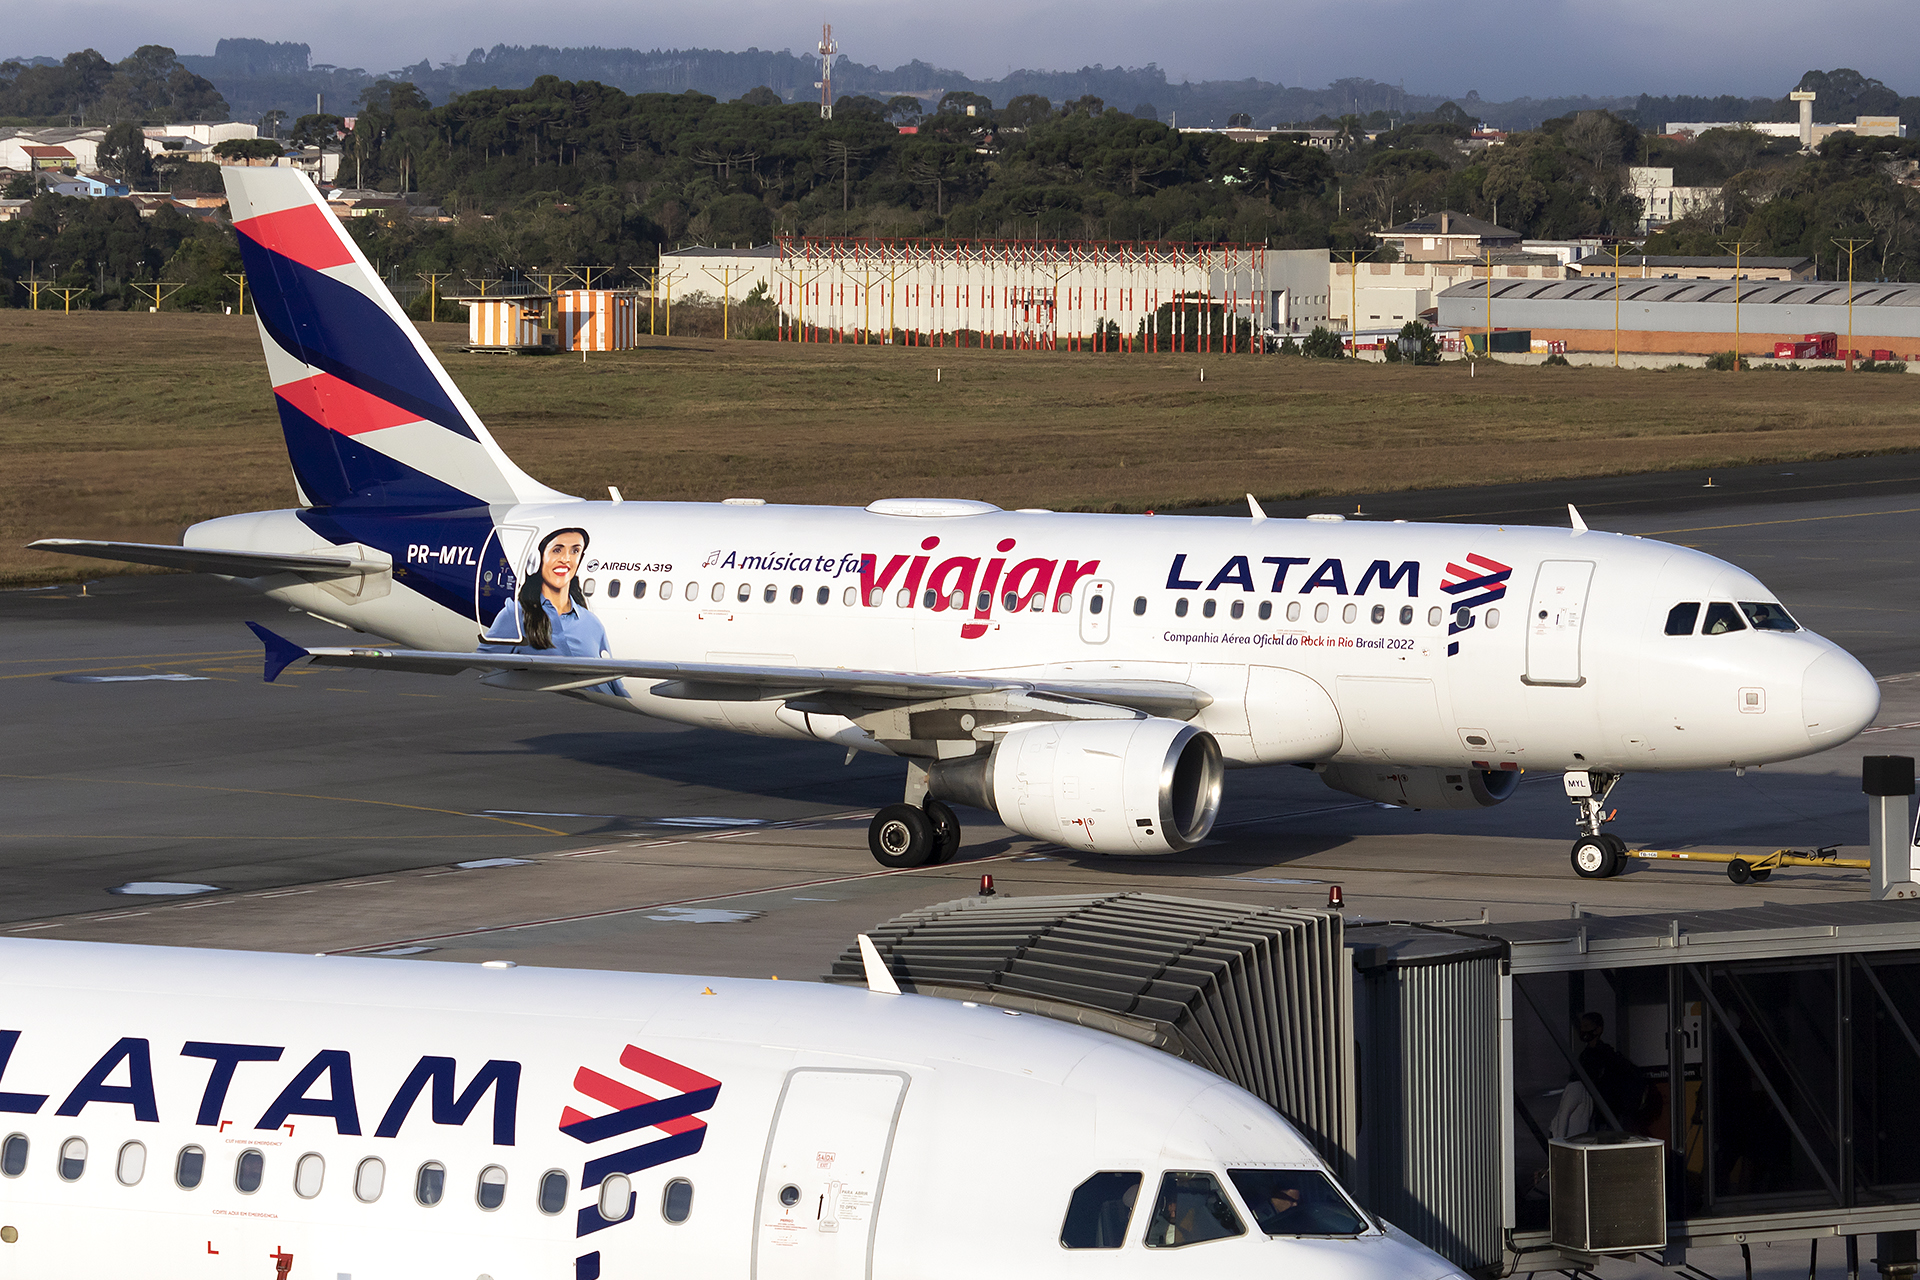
top-left (834, 893), bottom-right (1920, 1277)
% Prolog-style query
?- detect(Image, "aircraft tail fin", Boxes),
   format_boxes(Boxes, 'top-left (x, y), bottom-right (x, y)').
top-left (222, 168), bottom-right (571, 511)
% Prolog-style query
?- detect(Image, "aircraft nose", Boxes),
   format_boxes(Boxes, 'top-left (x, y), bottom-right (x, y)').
top-left (1803, 648), bottom-right (1880, 747)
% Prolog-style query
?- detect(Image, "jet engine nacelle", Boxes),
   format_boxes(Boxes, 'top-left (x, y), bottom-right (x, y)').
top-left (1320, 763), bottom-right (1521, 809)
top-left (930, 718), bottom-right (1224, 853)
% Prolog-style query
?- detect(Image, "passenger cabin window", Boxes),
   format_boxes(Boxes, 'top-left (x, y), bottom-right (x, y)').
top-left (662, 1177), bottom-right (694, 1223)
top-left (1230, 601), bottom-right (1244, 620)
top-left (845, 587), bottom-right (858, 606)
top-left (1227, 1168), bottom-right (1368, 1236)
top-left (116, 1141), bottom-right (146, 1186)
top-left (355, 1157), bottom-right (385, 1203)
top-left (1174, 599), bottom-right (1189, 618)
top-left (1090, 592), bottom-right (1105, 615)
top-left (1702, 601), bottom-right (1747, 635)
top-left (606, 579), bottom-right (621, 599)
top-left (1287, 603), bottom-right (1301, 623)
top-left (477, 1165), bottom-right (508, 1210)
top-left (659, 581), bottom-right (674, 601)
top-left (1427, 606), bottom-right (1442, 626)
top-left (294, 1153), bottom-right (324, 1199)
top-left (59, 1138), bottom-right (87, 1182)
top-left (539, 1169), bottom-right (568, 1214)
top-left (1665, 602), bottom-right (1700, 635)
top-left (1314, 603), bottom-right (1329, 623)
top-left (416, 1161), bottom-right (445, 1206)
top-left (1399, 605), bottom-right (1413, 625)
top-left (791, 586), bottom-right (804, 604)
top-left (1143, 1171), bottom-right (1245, 1248)
top-left (1341, 604), bottom-right (1357, 623)
top-left (818, 586), bottom-right (832, 606)
top-left (765, 585), bottom-right (778, 603)
top-left (599, 1173), bottom-right (633, 1221)
top-left (633, 580), bottom-right (646, 600)
top-left (1742, 601), bottom-right (1800, 632)
top-left (1259, 602), bottom-right (1272, 621)
top-left (711, 583), bottom-right (727, 604)
top-left (1370, 604), bottom-right (1385, 624)
top-left (1202, 599), bottom-right (1216, 618)
top-left (737, 583), bottom-right (751, 603)
top-left (2, 1134), bottom-right (26, 1177)
top-left (897, 589), bottom-right (912, 608)
top-left (175, 1145), bottom-right (203, 1188)
top-left (1133, 597), bottom-right (1147, 616)
top-left (1486, 608), bottom-right (1501, 629)
top-left (1060, 1171), bottom-right (1142, 1249)
top-left (1055, 593), bottom-right (1073, 613)
top-left (235, 1149), bottom-right (263, 1193)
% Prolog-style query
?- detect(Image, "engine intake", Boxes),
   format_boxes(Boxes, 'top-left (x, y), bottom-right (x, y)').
top-left (1319, 763), bottom-right (1521, 810)
top-left (930, 718), bottom-right (1224, 854)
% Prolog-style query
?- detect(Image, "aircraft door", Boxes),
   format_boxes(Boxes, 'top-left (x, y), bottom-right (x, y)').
top-left (753, 1069), bottom-right (909, 1280)
top-left (474, 524), bottom-right (539, 638)
top-left (1524, 560), bottom-right (1595, 686)
top-left (1077, 578), bottom-right (1113, 644)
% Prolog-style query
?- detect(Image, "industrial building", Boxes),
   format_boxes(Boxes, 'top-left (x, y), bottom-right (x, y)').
top-left (1574, 254), bottom-right (1815, 282)
top-left (1335, 257), bottom-right (1564, 337)
top-left (661, 240), bottom-right (1333, 347)
top-left (1373, 210), bottom-right (1522, 262)
top-left (1437, 276), bottom-right (1920, 358)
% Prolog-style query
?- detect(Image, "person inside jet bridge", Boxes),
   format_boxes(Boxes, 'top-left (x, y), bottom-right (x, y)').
top-left (480, 526), bottom-right (628, 698)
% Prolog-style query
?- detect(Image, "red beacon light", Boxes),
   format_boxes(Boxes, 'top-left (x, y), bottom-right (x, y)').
top-left (1327, 885), bottom-right (1345, 910)
top-left (978, 874), bottom-right (996, 897)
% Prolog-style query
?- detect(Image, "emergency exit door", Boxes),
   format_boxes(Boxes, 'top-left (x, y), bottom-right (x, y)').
top-left (1078, 578), bottom-right (1113, 644)
top-left (753, 1070), bottom-right (909, 1279)
top-left (1524, 560), bottom-right (1594, 686)
top-left (474, 523), bottom-right (539, 638)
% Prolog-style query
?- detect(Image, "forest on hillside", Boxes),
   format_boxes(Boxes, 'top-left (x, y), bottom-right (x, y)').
top-left (4, 69), bottom-right (1919, 312)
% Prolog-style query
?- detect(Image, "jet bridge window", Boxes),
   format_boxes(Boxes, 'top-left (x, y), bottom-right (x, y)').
top-left (1665, 602), bottom-right (1700, 635)
top-left (2, 1134), bottom-right (25, 1178)
top-left (1702, 602), bottom-right (1748, 635)
top-left (1143, 1171), bottom-right (1246, 1248)
top-left (1060, 1171), bottom-right (1142, 1248)
top-left (1741, 602), bottom-right (1800, 632)
top-left (1227, 1168), bottom-right (1368, 1236)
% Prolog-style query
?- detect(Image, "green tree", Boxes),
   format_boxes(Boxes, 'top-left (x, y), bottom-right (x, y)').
top-left (1301, 325), bottom-right (1347, 358)
top-left (734, 86), bottom-right (781, 108)
top-left (212, 138), bottom-right (283, 161)
top-left (96, 122), bottom-right (155, 187)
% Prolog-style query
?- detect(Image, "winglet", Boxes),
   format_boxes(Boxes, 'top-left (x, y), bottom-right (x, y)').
top-left (1568, 503), bottom-right (1590, 535)
top-left (245, 621), bottom-right (310, 683)
top-left (856, 934), bottom-right (901, 996)
top-left (1247, 493), bottom-right (1268, 524)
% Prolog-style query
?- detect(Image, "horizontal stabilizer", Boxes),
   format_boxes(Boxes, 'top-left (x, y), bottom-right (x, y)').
top-left (29, 539), bottom-right (387, 579)
top-left (244, 622), bottom-right (311, 683)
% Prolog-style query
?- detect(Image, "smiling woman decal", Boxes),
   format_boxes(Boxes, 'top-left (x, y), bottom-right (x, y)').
top-left (479, 527), bottom-right (627, 697)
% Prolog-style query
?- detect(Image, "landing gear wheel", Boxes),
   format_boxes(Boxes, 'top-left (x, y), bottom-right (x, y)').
top-left (1572, 835), bottom-right (1622, 879)
top-left (869, 803), bottom-right (937, 869)
top-left (1728, 858), bottom-right (1753, 885)
top-left (923, 799), bottom-right (963, 865)
top-left (1601, 833), bottom-right (1628, 858)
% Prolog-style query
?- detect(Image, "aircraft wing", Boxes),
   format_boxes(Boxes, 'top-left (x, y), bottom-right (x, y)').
top-left (29, 540), bottom-right (388, 579)
top-left (244, 624), bottom-right (1209, 718)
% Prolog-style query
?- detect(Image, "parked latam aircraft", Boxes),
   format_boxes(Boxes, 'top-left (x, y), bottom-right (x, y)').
top-left (0, 936), bottom-right (1469, 1280)
top-left (33, 170), bottom-right (1880, 880)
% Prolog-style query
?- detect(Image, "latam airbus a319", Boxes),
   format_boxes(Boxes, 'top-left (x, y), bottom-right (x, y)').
top-left (34, 169), bottom-right (1880, 879)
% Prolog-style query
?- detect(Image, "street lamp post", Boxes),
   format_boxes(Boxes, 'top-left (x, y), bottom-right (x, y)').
top-left (1716, 240), bottom-right (1758, 370)
top-left (1832, 237), bottom-right (1872, 370)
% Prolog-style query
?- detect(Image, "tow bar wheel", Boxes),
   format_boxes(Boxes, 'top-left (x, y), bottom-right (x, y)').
top-left (1571, 835), bottom-right (1622, 879)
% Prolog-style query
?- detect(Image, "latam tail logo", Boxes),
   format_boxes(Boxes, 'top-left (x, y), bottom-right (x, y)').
top-left (561, 1046), bottom-right (721, 1241)
top-left (1441, 554), bottom-right (1512, 657)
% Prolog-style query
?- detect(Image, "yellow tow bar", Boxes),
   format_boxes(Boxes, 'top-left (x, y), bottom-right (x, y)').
top-left (1623, 845), bottom-right (1867, 884)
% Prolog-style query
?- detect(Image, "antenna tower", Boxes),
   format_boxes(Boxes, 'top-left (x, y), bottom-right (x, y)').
top-left (816, 23), bottom-right (836, 119)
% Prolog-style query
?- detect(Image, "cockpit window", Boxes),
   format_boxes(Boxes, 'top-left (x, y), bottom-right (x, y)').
top-left (1228, 1168), bottom-right (1369, 1237)
top-left (1060, 1171), bottom-right (1141, 1249)
top-left (1702, 602), bottom-right (1747, 635)
top-left (1664, 603), bottom-right (1700, 636)
top-left (1143, 1171), bottom-right (1245, 1248)
top-left (1740, 601), bottom-right (1800, 632)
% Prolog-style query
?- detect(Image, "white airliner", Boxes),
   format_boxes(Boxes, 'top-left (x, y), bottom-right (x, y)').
top-left (33, 169), bottom-right (1880, 879)
top-left (0, 936), bottom-right (1468, 1280)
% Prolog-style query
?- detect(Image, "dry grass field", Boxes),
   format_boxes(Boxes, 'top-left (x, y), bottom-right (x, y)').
top-left (4, 308), bottom-right (1917, 585)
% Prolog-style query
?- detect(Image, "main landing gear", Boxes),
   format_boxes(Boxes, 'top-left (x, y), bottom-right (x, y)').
top-left (868, 799), bottom-right (963, 869)
top-left (1567, 770), bottom-right (1628, 879)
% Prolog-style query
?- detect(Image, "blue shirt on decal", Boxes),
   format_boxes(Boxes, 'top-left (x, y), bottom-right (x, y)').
top-left (480, 598), bottom-right (629, 698)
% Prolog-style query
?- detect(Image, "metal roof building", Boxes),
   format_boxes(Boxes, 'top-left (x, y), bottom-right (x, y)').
top-left (1438, 276), bottom-right (1920, 357)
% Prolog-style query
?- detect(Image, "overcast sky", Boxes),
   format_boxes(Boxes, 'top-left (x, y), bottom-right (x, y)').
top-left (9, 0), bottom-right (1918, 102)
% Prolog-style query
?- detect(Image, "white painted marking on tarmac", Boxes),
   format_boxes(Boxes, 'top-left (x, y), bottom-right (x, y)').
top-left (1222, 877), bottom-right (1323, 885)
top-left (109, 882), bottom-right (219, 895)
top-left (367, 946), bottom-right (437, 956)
top-left (55, 673), bottom-right (208, 683)
top-left (645, 907), bottom-right (763, 924)
top-left (455, 858), bottom-right (534, 869)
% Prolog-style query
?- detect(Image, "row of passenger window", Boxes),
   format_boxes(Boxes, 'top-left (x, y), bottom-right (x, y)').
top-left (1665, 600), bottom-right (1800, 636)
top-left (0, 1133), bottom-right (693, 1222)
top-left (1156, 598), bottom-right (1477, 628)
top-left (1061, 1168), bottom-right (1369, 1251)
top-left (581, 578), bottom-right (1086, 613)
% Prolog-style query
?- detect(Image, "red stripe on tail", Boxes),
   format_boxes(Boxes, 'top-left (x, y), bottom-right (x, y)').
top-left (235, 202), bottom-right (356, 274)
top-left (275, 371), bottom-right (421, 437)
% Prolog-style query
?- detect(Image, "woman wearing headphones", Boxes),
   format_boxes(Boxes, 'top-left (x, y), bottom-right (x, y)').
top-left (480, 527), bottom-right (628, 698)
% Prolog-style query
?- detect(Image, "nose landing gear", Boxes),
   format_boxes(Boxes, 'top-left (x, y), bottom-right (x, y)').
top-left (1567, 771), bottom-right (1627, 879)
